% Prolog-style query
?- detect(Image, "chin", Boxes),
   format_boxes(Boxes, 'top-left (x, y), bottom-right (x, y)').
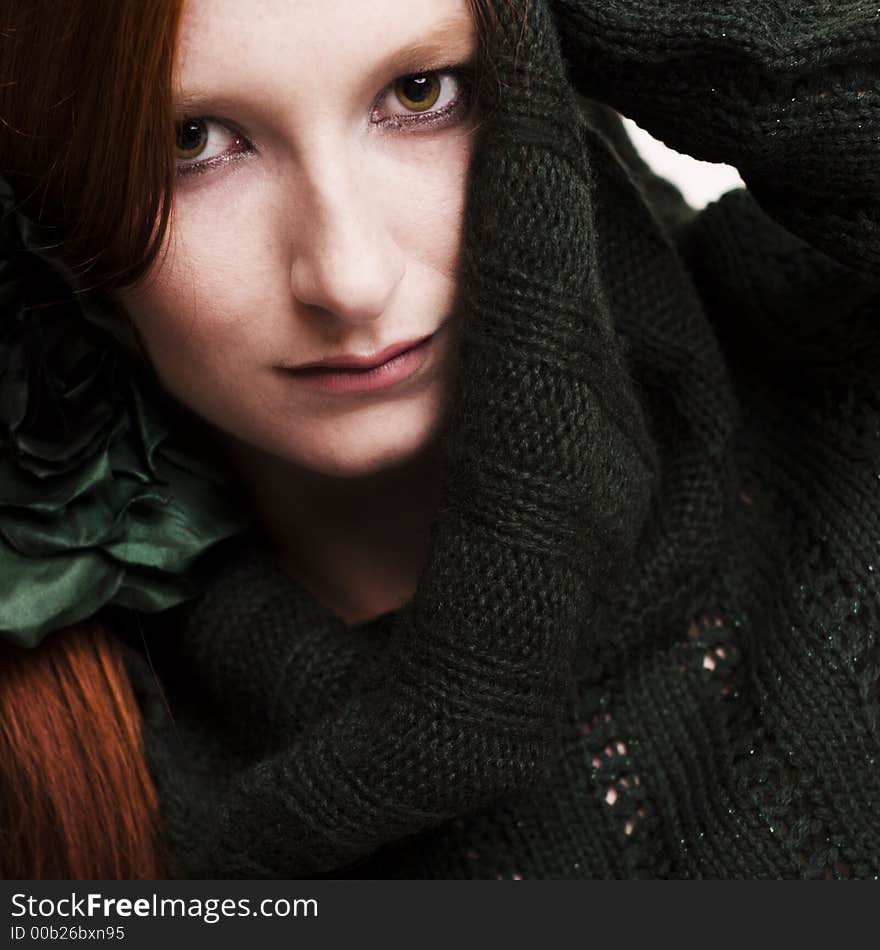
top-left (303, 434), bottom-right (435, 480)
top-left (292, 406), bottom-right (447, 480)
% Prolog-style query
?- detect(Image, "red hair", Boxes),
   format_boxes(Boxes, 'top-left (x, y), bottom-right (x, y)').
top-left (0, 620), bottom-right (172, 878)
top-left (0, 0), bottom-right (186, 878)
top-left (0, 0), bottom-right (184, 292)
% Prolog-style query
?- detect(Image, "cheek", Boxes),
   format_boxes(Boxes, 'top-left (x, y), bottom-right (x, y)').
top-left (117, 283), bottom-right (256, 427)
top-left (389, 136), bottom-right (472, 277)
top-left (118, 224), bottom-right (279, 390)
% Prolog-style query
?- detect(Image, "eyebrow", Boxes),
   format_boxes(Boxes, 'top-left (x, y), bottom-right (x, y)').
top-left (365, 14), bottom-right (478, 83)
top-left (172, 13), bottom-right (478, 119)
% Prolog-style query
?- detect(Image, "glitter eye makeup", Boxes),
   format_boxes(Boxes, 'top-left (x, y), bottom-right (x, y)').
top-left (371, 66), bottom-right (474, 131)
top-left (173, 118), bottom-right (250, 178)
top-left (173, 63), bottom-right (475, 179)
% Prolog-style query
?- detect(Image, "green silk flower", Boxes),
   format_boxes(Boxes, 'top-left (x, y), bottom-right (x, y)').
top-left (0, 175), bottom-right (254, 648)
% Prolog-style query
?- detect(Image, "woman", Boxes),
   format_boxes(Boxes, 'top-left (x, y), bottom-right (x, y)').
top-left (0, 0), bottom-right (877, 879)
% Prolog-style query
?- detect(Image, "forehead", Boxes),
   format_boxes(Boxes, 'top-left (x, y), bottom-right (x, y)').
top-left (175, 0), bottom-right (476, 92)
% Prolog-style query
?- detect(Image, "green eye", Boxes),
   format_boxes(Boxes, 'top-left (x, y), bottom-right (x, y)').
top-left (393, 74), bottom-right (441, 113)
top-left (175, 118), bottom-right (209, 160)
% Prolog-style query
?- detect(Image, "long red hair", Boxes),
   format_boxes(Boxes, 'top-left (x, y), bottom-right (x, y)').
top-left (0, 0), bottom-right (502, 879)
top-left (0, 0), bottom-right (187, 880)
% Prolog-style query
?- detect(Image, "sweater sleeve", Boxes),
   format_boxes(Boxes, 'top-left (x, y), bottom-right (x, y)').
top-left (131, 1), bottom-right (655, 879)
top-left (549, 0), bottom-right (880, 277)
top-left (547, 0), bottom-right (879, 386)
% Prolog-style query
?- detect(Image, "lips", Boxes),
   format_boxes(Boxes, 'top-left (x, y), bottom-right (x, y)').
top-left (290, 333), bottom-right (435, 373)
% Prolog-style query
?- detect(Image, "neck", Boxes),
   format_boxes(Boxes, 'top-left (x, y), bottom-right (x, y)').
top-left (221, 431), bottom-right (449, 626)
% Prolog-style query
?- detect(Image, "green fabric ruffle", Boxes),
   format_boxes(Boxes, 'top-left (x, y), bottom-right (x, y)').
top-left (0, 175), bottom-right (253, 648)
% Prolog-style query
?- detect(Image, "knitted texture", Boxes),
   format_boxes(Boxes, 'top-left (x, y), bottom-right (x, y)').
top-left (117, 0), bottom-right (880, 879)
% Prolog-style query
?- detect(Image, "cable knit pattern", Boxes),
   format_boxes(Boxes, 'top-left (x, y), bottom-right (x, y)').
top-left (117, 0), bottom-right (880, 879)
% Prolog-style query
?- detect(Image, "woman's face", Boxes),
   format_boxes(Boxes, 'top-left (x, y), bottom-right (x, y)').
top-left (117, 0), bottom-right (478, 478)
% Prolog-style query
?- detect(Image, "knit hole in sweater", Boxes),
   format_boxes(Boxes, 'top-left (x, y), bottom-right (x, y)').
top-left (583, 708), bottom-right (648, 839)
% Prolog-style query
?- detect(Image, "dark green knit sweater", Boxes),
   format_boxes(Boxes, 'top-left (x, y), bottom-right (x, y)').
top-left (117, 0), bottom-right (880, 879)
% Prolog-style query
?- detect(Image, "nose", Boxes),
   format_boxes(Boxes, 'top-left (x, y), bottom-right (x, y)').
top-left (289, 147), bottom-right (405, 327)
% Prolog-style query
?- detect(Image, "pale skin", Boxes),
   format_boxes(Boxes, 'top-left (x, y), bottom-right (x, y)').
top-left (115, 0), bottom-right (479, 624)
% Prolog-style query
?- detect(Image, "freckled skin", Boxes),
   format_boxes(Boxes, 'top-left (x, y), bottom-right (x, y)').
top-left (116, 0), bottom-right (477, 481)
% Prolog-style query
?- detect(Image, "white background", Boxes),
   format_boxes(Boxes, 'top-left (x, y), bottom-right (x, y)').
top-left (623, 117), bottom-right (745, 209)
